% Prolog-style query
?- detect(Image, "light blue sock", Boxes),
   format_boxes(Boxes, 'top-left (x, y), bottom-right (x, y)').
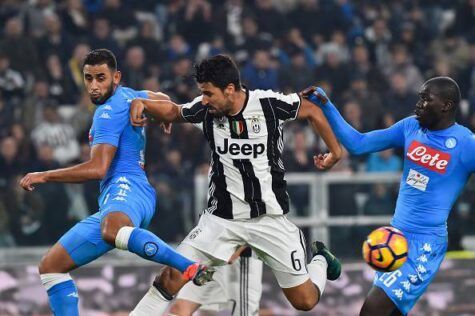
top-left (47, 280), bottom-right (79, 316)
top-left (123, 227), bottom-right (195, 272)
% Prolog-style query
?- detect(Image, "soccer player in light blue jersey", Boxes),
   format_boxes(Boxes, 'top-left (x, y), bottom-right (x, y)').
top-left (19, 49), bottom-right (213, 316)
top-left (303, 77), bottom-right (475, 315)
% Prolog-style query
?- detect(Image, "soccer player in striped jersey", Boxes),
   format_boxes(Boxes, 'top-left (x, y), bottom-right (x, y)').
top-left (303, 77), bottom-right (475, 315)
top-left (129, 54), bottom-right (343, 315)
top-left (170, 246), bottom-right (263, 316)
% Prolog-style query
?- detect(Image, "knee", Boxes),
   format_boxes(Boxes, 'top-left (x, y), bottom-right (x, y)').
top-left (101, 224), bottom-right (117, 246)
top-left (290, 296), bottom-right (318, 311)
top-left (38, 255), bottom-right (51, 274)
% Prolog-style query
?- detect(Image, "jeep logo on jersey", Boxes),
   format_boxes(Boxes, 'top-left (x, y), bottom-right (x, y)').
top-left (217, 138), bottom-right (265, 159)
top-left (406, 141), bottom-right (450, 174)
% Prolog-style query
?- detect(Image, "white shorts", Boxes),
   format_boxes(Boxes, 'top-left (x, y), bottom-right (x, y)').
top-left (176, 247), bottom-right (263, 315)
top-left (180, 213), bottom-right (310, 288)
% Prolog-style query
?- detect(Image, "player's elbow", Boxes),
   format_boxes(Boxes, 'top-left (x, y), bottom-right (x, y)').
top-left (94, 167), bottom-right (108, 180)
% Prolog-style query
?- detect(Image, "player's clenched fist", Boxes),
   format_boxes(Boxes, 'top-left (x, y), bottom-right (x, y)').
top-left (130, 99), bottom-right (147, 126)
top-left (19, 172), bottom-right (47, 191)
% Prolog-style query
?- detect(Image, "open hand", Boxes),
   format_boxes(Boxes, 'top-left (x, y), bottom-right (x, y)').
top-left (19, 172), bottom-right (47, 191)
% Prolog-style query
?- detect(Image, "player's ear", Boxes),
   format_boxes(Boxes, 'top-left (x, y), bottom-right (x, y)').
top-left (442, 100), bottom-right (454, 112)
top-left (113, 70), bottom-right (121, 85)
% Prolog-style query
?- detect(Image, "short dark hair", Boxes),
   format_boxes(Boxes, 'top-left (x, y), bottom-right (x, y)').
top-left (425, 76), bottom-right (461, 106)
top-left (193, 55), bottom-right (241, 90)
top-left (83, 48), bottom-right (117, 71)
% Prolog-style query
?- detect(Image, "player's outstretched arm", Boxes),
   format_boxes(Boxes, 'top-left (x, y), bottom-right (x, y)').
top-left (297, 98), bottom-right (342, 170)
top-left (19, 144), bottom-right (116, 191)
top-left (301, 86), bottom-right (405, 155)
top-left (130, 98), bottom-right (185, 126)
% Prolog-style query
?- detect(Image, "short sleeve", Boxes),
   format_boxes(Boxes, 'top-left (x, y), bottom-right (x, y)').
top-left (181, 96), bottom-right (207, 125)
top-left (266, 92), bottom-right (301, 121)
top-left (92, 104), bottom-right (128, 147)
top-left (135, 90), bottom-right (149, 99)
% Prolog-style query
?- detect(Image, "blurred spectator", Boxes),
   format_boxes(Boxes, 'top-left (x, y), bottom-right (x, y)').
top-left (364, 18), bottom-right (392, 68)
top-left (315, 45), bottom-right (349, 95)
top-left (348, 43), bottom-right (388, 92)
top-left (10, 123), bottom-right (36, 168)
top-left (457, 41), bottom-right (475, 99)
top-left (57, 0), bottom-right (89, 37)
top-left (100, 0), bottom-right (137, 44)
top-left (366, 149), bottom-right (403, 173)
top-left (166, 34), bottom-right (193, 61)
top-left (66, 42), bottom-right (91, 96)
top-left (453, 0), bottom-right (475, 39)
top-left (21, 80), bottom-right (58, 132)
top-left (161, 56), bottom-right (196, 104)
top-left (31, 106), bottom-right (80, 165)
top-left (127, 20), bottom-right (163, 67)
top-left (384, 72), bottom-right (418, 121)
top-left (279, 47), bottom-right (315, 93)
top-left (29, 145), bottom-right (71, 243)
top-left (45, 54), bottom-right (76, 104)
top-left (180, 0), bottom-right (215, 48)
top-left (0, 199), bottom-right (15, 247)
top-left (281, 27), bottom-right (316, 68)
top-left (253, 0), bottom-right (288, 39)
top-left (5, 175), bottom-right (47, 246)
top-left (36, 12), bottom-right (73, 64)
top-left (122, 46), bottom-right (147, 89)
top-left (0, 94), bottom-right (11, 136)
top-left (88, 17), bottom-right (122, 59)
top-left (70, 93), bottom-right (95, 138)
top-left (0, 136), bottom-right (22, 188)
top-left (22, 0), bottom-right (55, 38)
top-left (232, 16), bottom-right (266, 63)
top-left (383, 44), bottom-right (424, 94)
top-left (342, 75), bottom-right (382, 130)
top-left (242, 49), bottom-right (278, 90)
top-left (0, 17), bottom-right (40, 75)
top-left (430, 27), bottom-right (471, 74)
top-left (341, 101), bottom-right (368, 132)
top-left (0, 52), bottom-right (24, 100)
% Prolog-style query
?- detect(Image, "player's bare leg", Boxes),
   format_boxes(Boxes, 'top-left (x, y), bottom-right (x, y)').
top-left (38, 243), bottom-right (82, 315)
top-left (281, 241), bottom-right (341, 311)
top-left (360, 286), bottom-right (403, 316)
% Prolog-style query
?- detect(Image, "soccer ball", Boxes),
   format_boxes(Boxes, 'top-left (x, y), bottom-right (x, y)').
top-left (362, 226), bottom-right (408, 272)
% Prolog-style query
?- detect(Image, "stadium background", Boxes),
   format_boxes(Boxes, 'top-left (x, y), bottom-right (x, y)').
top-left (0, 0), bottom-right (475, 315)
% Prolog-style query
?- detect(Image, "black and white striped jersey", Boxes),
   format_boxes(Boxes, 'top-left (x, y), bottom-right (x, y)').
top-left (181, 88), bottom-right (301, 219)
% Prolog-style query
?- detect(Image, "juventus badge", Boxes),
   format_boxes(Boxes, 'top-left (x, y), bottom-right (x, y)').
top-left (251, 117), bottom-right (261, 134)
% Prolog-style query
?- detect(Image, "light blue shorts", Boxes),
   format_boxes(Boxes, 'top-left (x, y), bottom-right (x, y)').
top-left (373, 231), bottom-right (447, 315)
top-left (59, 176), bottom-right (156, 266)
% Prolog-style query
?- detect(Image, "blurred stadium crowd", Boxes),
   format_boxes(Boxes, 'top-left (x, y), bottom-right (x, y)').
top-left (0, 0), bottom-right (475, 251)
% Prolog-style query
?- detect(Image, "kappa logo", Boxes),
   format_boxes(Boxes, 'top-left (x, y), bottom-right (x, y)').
top-left (144, 242), bottom-right (158, 257)
top-left (406, 141), bottom-right (450, 174)
top-left (67, 292), bottom-right (79, 298)
top-left (103, 105), bottom-right (112, 110)
top-left (99, 112), bottom-right (111, 119)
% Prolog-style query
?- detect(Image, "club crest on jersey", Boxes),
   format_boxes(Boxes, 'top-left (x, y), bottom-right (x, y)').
top-left (250, 117), bottom-right (261, 134)
top-left (231, 120), bottom-right (245, 135)
top-left (406, 141), bottom-right (450, 174)
top-left (445, 137), bottom-right (457, 149)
